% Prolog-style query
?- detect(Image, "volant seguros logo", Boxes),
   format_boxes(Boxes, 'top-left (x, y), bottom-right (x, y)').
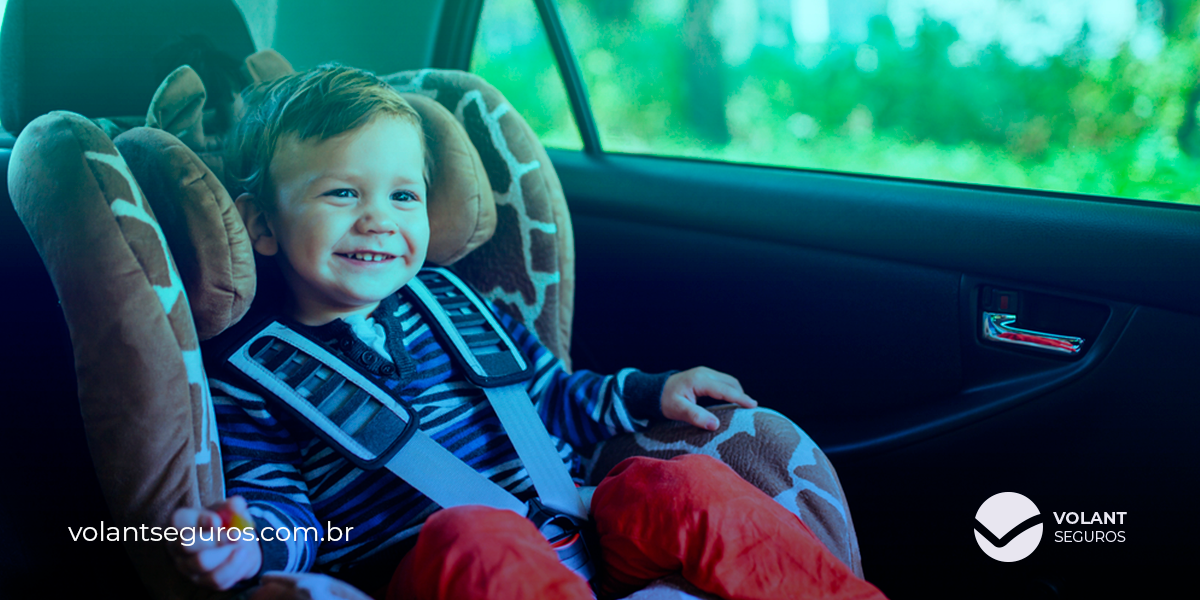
top-left (974, 492), bottom-right (1043, 562)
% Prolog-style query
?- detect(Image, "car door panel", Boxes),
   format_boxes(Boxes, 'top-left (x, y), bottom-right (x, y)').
top-left (571, 212), bottom-right (964, 420)
top-left (555, 149), bottom-right (1200, 597)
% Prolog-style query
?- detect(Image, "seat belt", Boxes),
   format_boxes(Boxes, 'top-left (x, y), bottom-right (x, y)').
top-left (407, 268), bottom-right (589, 521)
top-left (217, 268), bottom-right (597, 579)
top-left (217, 267), bottom-right (588, 509)
top-left (223, 320), bottom-right (527, 515)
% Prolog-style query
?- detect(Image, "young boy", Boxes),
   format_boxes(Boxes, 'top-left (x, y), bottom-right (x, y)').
top-left (169, 64), bottom-right (885, 600)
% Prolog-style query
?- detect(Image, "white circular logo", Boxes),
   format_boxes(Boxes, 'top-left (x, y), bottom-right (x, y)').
top-left (974, 492), bottom-right (1043, 562)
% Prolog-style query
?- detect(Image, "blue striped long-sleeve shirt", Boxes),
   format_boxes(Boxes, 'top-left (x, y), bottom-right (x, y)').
top-left (209, 282), bottom-right (670, 575)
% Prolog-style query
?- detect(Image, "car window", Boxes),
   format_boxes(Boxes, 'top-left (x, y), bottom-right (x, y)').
top-left (471, 0), bottom-right (584, 150)
top-left (472, 0), bottom-right (1200, 207)
top-left (0, 0), bottom-right (6, 132)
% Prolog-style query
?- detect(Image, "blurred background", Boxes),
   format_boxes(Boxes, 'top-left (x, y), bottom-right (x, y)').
top-left (472, 0), bottom-right (1200, 206)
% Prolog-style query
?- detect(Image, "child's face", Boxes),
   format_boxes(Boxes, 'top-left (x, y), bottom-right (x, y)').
top-left (258, 115), bottom-right (429, 324)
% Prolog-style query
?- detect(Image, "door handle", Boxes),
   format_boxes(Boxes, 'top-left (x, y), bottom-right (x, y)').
top-left (982, 312), bottom-right (1084, 355)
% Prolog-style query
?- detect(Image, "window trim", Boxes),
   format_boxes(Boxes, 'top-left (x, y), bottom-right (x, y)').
top-left (432, 0), bottom-right (485, 70)
top-left (461, 0), bottom-right (601, 153)
top-left (531, 0), bottom-right (601, 154)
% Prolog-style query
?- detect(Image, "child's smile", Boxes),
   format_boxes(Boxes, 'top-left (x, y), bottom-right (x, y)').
top-left (251, 115), bottom-right (430, 325)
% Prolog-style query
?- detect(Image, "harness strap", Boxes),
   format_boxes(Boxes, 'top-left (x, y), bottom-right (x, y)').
top-left (482, 385), bottom-right (588, 519)
top-left (216, 267), bottom-right (597, 580)
top-left (384, 431), bottom-right (526, 514)
top-left (410, 269), bottom-right (589, 520)
top-left (222, 319), bottom-right (527, 514)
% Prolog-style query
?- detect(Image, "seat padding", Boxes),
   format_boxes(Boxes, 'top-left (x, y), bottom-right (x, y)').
top-left (8, 112), bottom-right (222, 599)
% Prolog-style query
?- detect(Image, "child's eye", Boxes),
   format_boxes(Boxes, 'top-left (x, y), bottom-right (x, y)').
top-left (392, 191), bottom-right (419, 203)
top-left (324, 189), bottom-right (357, 199)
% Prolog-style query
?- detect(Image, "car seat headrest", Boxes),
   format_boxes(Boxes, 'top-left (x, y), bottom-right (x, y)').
top-left (15, 37), bottom-right (499, 337)
top-left (407, 93), bottom-right (500, 266)
top-left (0, 0), bottom-right (256, 135)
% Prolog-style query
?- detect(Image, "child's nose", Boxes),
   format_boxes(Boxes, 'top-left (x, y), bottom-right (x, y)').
top-left (358, 197), bottom-right (400, 234)
top-left (359, 215), bottom-right (399, 234)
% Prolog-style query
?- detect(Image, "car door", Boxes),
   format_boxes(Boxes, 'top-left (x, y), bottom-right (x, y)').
top-left (459, 0), bottom-right (1200, 598)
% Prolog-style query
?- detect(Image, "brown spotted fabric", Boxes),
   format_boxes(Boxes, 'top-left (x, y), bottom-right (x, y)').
top-left (113, 127), bottom-right (256, 340)
top-left (587, 406), bottom-right (864, 578)
top-left (401, 93), bottom-right (498, 266)
top-left (8, 111), bottom-right (224, 599)
top-left (383, 69), bottom-right (575, 369)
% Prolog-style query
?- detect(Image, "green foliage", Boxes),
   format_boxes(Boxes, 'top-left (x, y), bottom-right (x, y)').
top-left (474, 0), bottom-right (1200, 206)
top-left (470, 0), bottom-right (583, 149)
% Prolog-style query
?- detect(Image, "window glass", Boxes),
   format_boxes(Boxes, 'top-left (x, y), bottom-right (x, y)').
top-left (0, 0), bottom-right (7, 133)
top-left (557, 0), bottom-right (1200, 206)
top-left (471, 0), bottom-right (584, 150)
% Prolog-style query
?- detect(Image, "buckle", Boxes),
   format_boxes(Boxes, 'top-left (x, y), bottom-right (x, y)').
top-left (527, 498), bottom-right (597, 582)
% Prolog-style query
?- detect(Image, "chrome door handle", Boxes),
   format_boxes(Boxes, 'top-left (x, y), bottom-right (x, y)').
top-left (982, 312), bottom-right (1084, 355)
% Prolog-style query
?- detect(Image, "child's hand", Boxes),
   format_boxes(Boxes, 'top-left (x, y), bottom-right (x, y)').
top-left (168, 495), bottom-right (263, 590)
top-left (661, 367), bottom-right (757, 431)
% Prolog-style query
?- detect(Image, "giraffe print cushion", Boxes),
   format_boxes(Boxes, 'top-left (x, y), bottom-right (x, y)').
top-left (113, 126), bottom-right (256, 341)
top-left (587, 405), bottom-right (864, 579)
top-left (402, 93), bottom-right (499, 266)
top-left (383, 69), bottom-right (576, 369)
top-left (8, 111), bottom-right (224, 598)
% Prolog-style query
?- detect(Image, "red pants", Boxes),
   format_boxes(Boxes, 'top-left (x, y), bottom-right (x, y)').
top-left (387, 455), bottom-right (886, 600)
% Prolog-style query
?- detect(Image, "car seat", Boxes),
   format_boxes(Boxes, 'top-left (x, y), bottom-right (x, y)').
top-left (0, 1), bottom-right (863, 598)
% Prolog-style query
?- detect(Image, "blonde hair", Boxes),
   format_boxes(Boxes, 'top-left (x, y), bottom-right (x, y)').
top-left (225, 63), bottom-right (426, 204)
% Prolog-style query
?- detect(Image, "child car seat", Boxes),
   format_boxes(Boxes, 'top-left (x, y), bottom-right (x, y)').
top-left (1, 0), bottom-right (863, 598)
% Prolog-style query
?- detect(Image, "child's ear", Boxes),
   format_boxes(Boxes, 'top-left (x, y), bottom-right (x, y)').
top-left (235, 193), bottom-right (279, 256)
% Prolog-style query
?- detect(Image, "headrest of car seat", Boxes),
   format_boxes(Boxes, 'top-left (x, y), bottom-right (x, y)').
top-left (106, 70), bottom-right (497, 342)
top-left (386, 69), bottom-right (577, 367)
top-left (405, 93), bottom-right (499, 266)
top-left (0, 0), bottom-right (255, 134)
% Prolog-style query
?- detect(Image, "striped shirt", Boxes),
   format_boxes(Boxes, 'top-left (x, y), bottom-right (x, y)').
top-left (209, 281), bottom-right (668, 574)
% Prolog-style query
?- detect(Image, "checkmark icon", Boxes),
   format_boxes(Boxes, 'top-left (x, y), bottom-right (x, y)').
top-left (974, 514), bottom-right (1043, 548)
top-left (975, 492), bottom-right (1043, 561)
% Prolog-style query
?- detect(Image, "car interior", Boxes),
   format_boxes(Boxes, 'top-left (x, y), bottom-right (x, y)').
top-left (2, 0), bottom-right (1199, 599)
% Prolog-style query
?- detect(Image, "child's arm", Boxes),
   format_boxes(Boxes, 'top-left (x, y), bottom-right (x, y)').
top-left (168, 496), bottom-right (262, 590)
top-left (494, 308), bottom-right (756, 447)
top-left (203, 382), bottom-right (326, 577)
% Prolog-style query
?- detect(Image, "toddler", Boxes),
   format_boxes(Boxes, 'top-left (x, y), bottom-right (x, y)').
top-left (168, 64), bottom-right (885, 600)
